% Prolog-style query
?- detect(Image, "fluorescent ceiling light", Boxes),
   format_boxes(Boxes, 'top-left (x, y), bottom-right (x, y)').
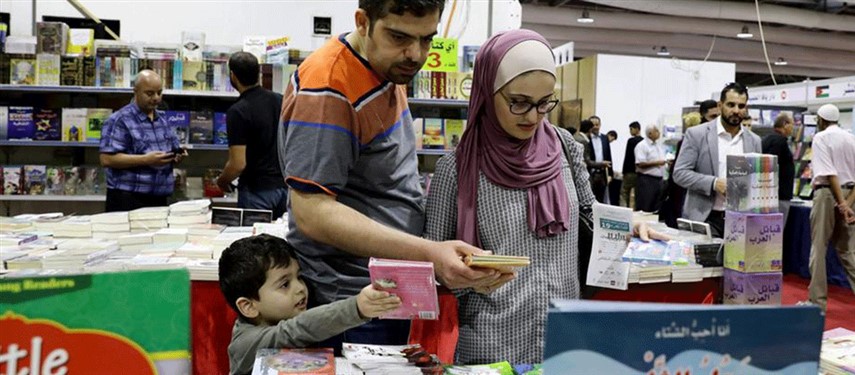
top-left (657, 46), bottom-right (670, 56)
top-left (774, 57), bottom-right (788, 66)
top-left (737, 25), bottom-right (753, 38)
top-left (577, 10), bottom-right (594, 23)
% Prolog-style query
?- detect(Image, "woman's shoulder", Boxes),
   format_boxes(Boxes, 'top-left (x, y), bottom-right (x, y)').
top-left (551, 126), bottom-right (583, 153)
top-left (434, 152), bottom-right (458, 175)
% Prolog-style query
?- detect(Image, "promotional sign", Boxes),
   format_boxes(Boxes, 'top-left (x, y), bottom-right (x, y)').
top-left (422, 37), bottom-right (458, 73)
top-left (1, 269), bottom-right (191, 374)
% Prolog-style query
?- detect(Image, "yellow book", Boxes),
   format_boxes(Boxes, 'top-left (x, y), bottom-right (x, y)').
top-left (464, 254), bottom-right (531, 270)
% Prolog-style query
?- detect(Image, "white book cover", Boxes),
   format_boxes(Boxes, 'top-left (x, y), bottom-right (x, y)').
top-left (117, 232), bottom-right (155, 246)
top-left (169, 198), bottom-right (211, 214)
top-left (129, 206), bottom-right (170, 220)
top-left (92, 222), bottom-right (131, 232)
top-left (36, 54), bottom-right (61, 86)
top-left (154, 228), bottom-right (188, 244)
top-left (130, 219), bottom-right (168, 230)
top-left (61, 107), bottom-right (88, 142)
top-left (167, 211), bottom-right (212, 225)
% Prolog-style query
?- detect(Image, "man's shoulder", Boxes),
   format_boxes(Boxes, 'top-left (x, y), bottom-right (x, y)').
top-left (296, 37), bottom-right (381, 105)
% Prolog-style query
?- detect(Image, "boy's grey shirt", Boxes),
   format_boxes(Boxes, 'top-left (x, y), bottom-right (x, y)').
top-left (228, 297), bottom-right (368, 375)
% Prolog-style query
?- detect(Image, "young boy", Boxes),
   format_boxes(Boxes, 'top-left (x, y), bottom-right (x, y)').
top-left (219, 234), bottom-right (401, 375)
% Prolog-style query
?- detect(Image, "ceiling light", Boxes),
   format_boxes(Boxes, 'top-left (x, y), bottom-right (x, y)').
top-left (737, 25), bottom-right (753, 38)
top-left (774, 57), bottom-right (788, 66)
top-left (657, 46), bottom-right (670, 56)
top-left (577, 10), bottom-right (594, 23)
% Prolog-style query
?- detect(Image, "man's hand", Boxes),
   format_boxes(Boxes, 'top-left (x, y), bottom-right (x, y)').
top-left (472, 272), bottom-right (516, 294)
top-left (602, 161), bottom-right (612, 169)
top-left (216, 175), bottom-right (233, 193)
top-left (838, 203), bottom-right (855, 225)
top-left (714, 178), bottom-right (727, 195)
top-left (144, 151), bottom-right (175, 167)
top-left (173, 148), bottom-right (188, 164)
top-left (631, 222), bottom-right (671, 242)
top-left (427, 240), bottom-right (501, 289)
top-left (356, 284), bottom-right (402, 319)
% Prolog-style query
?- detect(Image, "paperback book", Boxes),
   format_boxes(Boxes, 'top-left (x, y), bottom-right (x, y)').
top-left (165, 110), bottom-right (190, 144)
top-left (23, 165), bottom-right (46, 195)
top-left (723, 212), bottom-right (783, 273)
top-left (86, 108), bottom-right (113, 140)
top-left (251, 348), bottom-right (334, 375)
top-left (8, 106), bottom-right (34, 140)
top-left (369, 258), bottom-right (439, 320)
top-left (464, 254), bottom-right (530, 270)
top-left (189, 111), bottom-right (213, 144)
top-left (33, 108), bottom-right (61, 141)
top-left (726, 154), bottom-right (778, 214)
top-left (61, 107), bottom-right (88, 142)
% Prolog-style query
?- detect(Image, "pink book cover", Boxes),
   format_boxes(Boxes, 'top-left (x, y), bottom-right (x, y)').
top-left (368, 257), bottom-right (439, 320)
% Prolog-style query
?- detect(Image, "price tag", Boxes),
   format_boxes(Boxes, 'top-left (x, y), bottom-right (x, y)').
top-left (422, 37), bottom-right (458, 72)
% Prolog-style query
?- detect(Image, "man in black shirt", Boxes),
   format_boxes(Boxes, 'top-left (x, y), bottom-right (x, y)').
top-left (216, 52), bottom-right (288, 219)
top-left (621, 121), bottom-right (643, 208)
top-left (761, 112), bottom-right (795, 227)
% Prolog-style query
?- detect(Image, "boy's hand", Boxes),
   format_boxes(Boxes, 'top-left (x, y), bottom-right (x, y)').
top-left (356, 284), bottom-right (401, 319)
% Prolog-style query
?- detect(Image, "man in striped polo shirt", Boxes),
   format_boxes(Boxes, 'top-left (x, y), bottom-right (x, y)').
top-left (277, 0), bottom-right (503, 347)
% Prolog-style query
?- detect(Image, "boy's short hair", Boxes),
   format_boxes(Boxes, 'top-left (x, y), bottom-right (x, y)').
top-left (218, 234), bottom-right (299, 319)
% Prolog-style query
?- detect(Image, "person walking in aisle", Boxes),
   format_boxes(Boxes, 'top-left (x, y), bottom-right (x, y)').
top-left (660, 99), bottom-right (720, 227)
top-left (100, 70), bottom-right (186, 212)
top-left (585, 115), bottom-right (613, 203)
top-left (216, 52), bottom-right (288, 219)
top-left (761, 113), bottom-right (795, 228)
top-left (424, 29), bottom-right (665, 365)
top-left (277, 0), bottom-right (501, 348)
top-left (621, 121), bottom-right (643, 208)
top-left (673, 83), bottom-right (762, 238)
top-left (634, 124), bottom-right (667, 213)
top-left (802, 104), bottom-right (855, 312)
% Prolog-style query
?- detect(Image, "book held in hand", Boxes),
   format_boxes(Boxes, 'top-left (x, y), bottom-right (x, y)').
top-left (463, 254), bottom-right (530, 270)
top-left (368, 258), bottom-right (439, 320)
top-left (251, 348), bottom-right (334, 375)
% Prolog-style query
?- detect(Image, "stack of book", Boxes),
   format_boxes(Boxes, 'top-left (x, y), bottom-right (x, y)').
top-left (723, 154), bottom-right (784, 306)
top-left (167, 199), bottom-right (212, 228)
top-left (185, 259), bottom-right (220, 281)
top-left (129, 206), bottom-right (169, 231)
top-left (91, 211), bottom-right (131, 239)
top-left (820, 327), bottom-right (855, 374)
top-left (117, 232), bottom-right (156, 255)
top-left (42, 238), bottom-right (119, 269)
top-left (52, 215), bottom-right (92, 238)
top-left (175, 242), bottom-right (214, 260)
top-left (211, 229), bottom-right (253, 259)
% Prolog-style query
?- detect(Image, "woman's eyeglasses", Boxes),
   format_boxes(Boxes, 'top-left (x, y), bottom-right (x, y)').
top-left (500, 91), bottom-right (559, 115)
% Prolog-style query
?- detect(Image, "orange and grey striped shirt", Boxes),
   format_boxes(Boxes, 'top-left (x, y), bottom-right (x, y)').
top-left (277, 34), bottom-right (425, 304)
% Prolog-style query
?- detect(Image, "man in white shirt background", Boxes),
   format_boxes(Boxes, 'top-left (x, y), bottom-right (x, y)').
top-left (634, 124), bottom-right (667, 213)
top-left (803, 103), bottom-right (855, 311)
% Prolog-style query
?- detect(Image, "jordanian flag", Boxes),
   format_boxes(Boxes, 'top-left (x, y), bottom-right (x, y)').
top-left (816, 85), bottom-right (830, 98)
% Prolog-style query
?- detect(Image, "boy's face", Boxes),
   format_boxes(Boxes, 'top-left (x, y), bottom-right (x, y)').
top-left (253, 261), bottom-right (308, 326)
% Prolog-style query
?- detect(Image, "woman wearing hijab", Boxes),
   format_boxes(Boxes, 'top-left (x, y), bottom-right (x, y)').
top-left (423, 29), bottom-right (595, 365)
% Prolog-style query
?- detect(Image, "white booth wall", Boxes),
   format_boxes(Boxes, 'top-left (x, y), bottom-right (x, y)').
top-left (592, 54), bottom-right (735, 177)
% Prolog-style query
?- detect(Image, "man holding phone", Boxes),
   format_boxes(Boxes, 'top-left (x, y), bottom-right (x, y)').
top-left (100, 69), bottom-right (187, 211)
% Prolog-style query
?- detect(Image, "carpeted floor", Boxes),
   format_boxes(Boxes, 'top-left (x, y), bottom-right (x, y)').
top-left (781, 274), bottom-right (855, 331)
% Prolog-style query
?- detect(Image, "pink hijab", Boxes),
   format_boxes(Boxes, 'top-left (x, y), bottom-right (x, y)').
top-left (455, 29), bottom-right (569, 247)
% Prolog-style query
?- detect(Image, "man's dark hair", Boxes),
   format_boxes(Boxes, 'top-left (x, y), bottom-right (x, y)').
top-left (607, 130), bottom-right (618, 141)
top-left (228, 51), bottom-right (260, 87)
top-left (580, 119), bottom-right (594, 133)
top-left (773, 113), bottom-right (791, 129)
top-left (699, 99), bottom-right (718, 118)
top-left (219, 234), bottom-right (298, 319)
top-left (629, 121), bottom-right (641, 130)
top-left (589, 115), bottom-right (601, 122)
top-left (568, 127), bottom-right (578, 135)
top-left (720, 82), bottom-right (748, 102)
top-left (360, 0), bottom-right (445, 32)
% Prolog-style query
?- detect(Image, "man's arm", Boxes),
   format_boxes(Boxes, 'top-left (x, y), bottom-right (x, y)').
top-left (217, 146), bottom-right (247, 192)
top-left (673, 128), bottom-right (717, 196)
top-left (100, 152), bottom-right (173, 169)
top-left (829, 175), bottom-right (855, 223)
top-left (290, 190), bottom-right (500, 289)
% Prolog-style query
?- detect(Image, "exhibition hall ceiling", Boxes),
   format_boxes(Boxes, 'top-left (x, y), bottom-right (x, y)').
top-left (520, 0), bottom-right (855, 84)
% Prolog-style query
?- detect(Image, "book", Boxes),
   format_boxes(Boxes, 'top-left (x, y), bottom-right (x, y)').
top-left (45, 167), bottom-right (65, 195)
top-left (242, 208), bottom-right (273, 226)
top-left (422, 118), bottom-right (445, 149)
top-left (723, 268), bottom-right (782, 305)
top-left (61, 107), bottom-right (88, 142)
top-left (726, 154), bottom-right (778, 214)
top-left (182, 61), bottom-right (206, 91)
top-left (34, 108), bottom-right (61, 141)
top-left (181, 31), bottom-right (205, 62)
top-left (0, 106), bottom-right (7, 140)
top-left (67, 28), bottom-right (95, 56)
top-left (368, 257), bottom-right (439, 320)
top-left (211, 207), bottom-right (243, 227)
top-left (243, 36), bottom-right (267, 62)
top-left (203, 168), bottom-right (224, 197)
top-left (544, 300), bottom-right (824, 375)
top-left (799, 163), bottom-right (812, 179)
top-left (23, 165), bottom-right (46, 195)
top-left (189, 111), bottom-right (213, 144)
top-left (7, 106), bottom-right (35, 140)
top-left (444, 119), bottom-right (465, 150)
top-left (35, 54), bottom-right (60, 86)
top-left (86, 108), bottom-right (113, 140)
top-left (463, 254), bottom-right (531, 270)
top-left (35, 22), bottom-right (68, 54)
top-left (82, 56), bottom-right (96, 86)
top-left (798, 183), bottom-right (813, 199)
top-left (820, 328), bottom-right (855, 374)
top-left (213, 112), bottom-right (228, 145)
top-left (251, 348), bottom-right (335, 375)
top-left (622, 238), bottom-right (694, 266)
top-left (723, 212), bottom-right (783, 273)
top-left (60, 56), bottom-right (83, 86)
top-left (10, 57), bottom-right (37, 85)
top-left (165, 111), bottom-right (190, 144)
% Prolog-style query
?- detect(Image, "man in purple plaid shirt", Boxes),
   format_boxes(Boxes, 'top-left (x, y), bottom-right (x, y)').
top-left (99, 70), bottom-right (188, 211)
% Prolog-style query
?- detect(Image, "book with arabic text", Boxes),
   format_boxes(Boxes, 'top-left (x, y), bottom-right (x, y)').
top-left (544, 300), bottom-right (824, 375)
top-left (369, 258), bottom-right (439, 320)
